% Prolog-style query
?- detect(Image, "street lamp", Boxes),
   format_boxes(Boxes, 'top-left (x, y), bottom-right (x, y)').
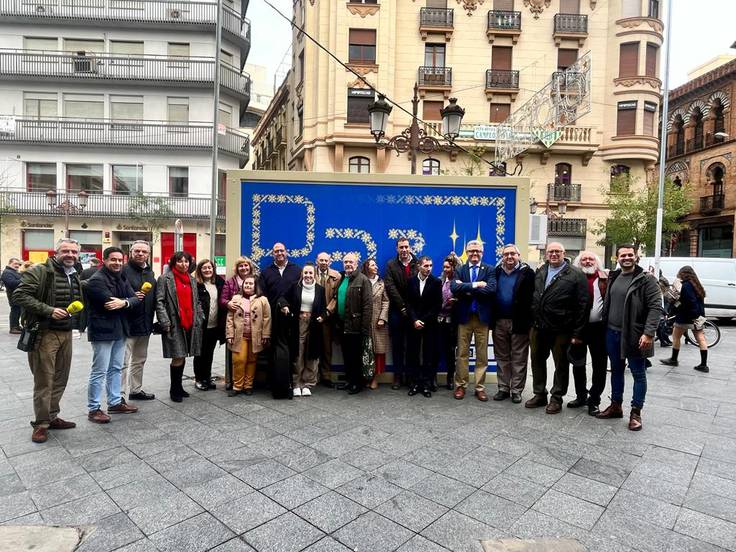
top-left (46, 189), bottom-right (89, 238)
top-left (368, 83), bottom-right (465, 175)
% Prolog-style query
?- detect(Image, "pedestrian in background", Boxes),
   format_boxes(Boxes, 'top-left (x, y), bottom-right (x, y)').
top-left (194, 259), bottom-right (226, 390)
top-left (1, 257), bottom-right (22, 334)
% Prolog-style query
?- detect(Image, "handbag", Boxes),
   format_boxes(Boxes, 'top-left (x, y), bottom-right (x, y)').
top-left (361, 335), bottom-right (375, 380)
top-left (693, 316), bottom-right (707, 331)
top-left (17, 323), bottom-right (41, 352)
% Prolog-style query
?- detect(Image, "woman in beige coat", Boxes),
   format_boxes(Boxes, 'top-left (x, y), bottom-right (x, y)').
top-left (362, 258), bottom-right (389, 389)
top-left (225, 275), bottom-right (271, 396)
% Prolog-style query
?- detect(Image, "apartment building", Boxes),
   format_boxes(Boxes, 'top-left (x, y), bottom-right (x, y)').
top-left (253, 0), bottom-right (664, 262)
top-left (0, 0), bottom-right (251, 271)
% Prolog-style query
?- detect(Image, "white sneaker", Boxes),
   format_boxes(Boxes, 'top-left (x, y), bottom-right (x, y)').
top-left (301, 388), bottom-right (312, 397)
top-left (293, 387), bottom-right (302, 397)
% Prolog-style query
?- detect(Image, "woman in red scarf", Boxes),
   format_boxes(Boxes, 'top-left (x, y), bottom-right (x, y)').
top-left (155, 251), bottom-right (204, 402)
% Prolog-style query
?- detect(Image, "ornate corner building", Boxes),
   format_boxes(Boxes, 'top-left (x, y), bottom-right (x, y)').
top-left (252, 0), bottom-right (664, 260)
top-left (664, 57), bottom-right (735, 258)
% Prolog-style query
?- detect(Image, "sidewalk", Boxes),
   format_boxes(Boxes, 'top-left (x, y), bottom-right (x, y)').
top-left (0, 297), bottom-right (735, 551)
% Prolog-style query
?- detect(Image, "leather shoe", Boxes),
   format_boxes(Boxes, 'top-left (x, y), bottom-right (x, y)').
top-left (347, 385), bottom-right (362, 395)
top-left (524, 394), bottom-right (548, 408)
top-left (693, 364), bottom-right (710, 373)
top-left (545, 401), bottom-right (562, 414)
top-left (228, 389), bottom-right (242, 397)
top-left (475, 389), bottom-right (489, 402)
top-left (660, 358), bottom-right (678, 366)
top-left (628, 407), bottom-right (643, 431)
top-left (588, 404), bottom-right (600, 416)
top-left (453, 386), bottom-right (466, 400)
top-left (129, 391), bottom-right (155, 400)
top-left (88, 409), bottom-right (111, 424)
top-left (566, 397), bottom-right (587, 409)
top-left (243, 388), bottom-right (253, 395)
top-left (31, 426), bottom-right (48, 443)
top-left (408, 385), bottom-right (419, 396)
top-left (445, 381), bottom-right (455, 391)
top-left (108, 402), bottom-right (138, 414)
top-left (596, 402), bottom-right (623, 419)
top-left (49, 418), bottom-right (76, 430)
top-left (493, 391), bottom-right (510, 401)
top-left (421, 387), bottom-right (432, 398)
top-left (511, 392), bottom-right (522, 404)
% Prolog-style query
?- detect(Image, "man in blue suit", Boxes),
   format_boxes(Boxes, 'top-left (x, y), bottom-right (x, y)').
top-left (451, 240), bottom-right (497, 401)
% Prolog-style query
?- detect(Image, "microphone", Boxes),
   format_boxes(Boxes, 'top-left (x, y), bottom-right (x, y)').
top-left (66, 301), bottom-right (84, 315)
top-left (140, 282), bottom-right (153, 294)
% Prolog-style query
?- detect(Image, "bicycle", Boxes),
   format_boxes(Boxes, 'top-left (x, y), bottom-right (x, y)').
top-left (657, 314), bottom-right (721, 349)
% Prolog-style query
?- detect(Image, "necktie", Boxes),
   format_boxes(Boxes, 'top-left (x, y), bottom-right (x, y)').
top-left (470, 265), bottom-right (479, 313)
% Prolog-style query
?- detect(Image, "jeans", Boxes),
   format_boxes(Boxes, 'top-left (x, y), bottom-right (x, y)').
top-left (606, 329), bottom-right (647, 408)
top-left (88, 338), bottom-right (126, 412)
top-left (9, 302), bottom-right (21, 329)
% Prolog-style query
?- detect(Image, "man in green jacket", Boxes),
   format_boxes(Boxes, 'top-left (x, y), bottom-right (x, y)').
top-left (13, 239), bottom-right (85, 443)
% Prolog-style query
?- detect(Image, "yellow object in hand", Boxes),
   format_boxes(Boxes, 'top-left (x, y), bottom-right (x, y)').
top-left (141, 282), bottom-right (153, 293)
top-left (66, 301), bottom-right (84, 314)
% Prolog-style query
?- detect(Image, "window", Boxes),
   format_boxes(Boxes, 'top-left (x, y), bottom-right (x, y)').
top-left (218, 102), bottom-right (232, 127)
top-left (645, 43), bottom-right (658, 77)
top-left (709, 164), bottom-right (725, 196)
top-left (491, 46), bottom-right (512, 70)
top-left (348, 29), bottom-right (376, 64)
top-left (110, 95), bottom-right (143, 121)
top-left (168, 166), bottom-right (189, 197)
top-left (23, 37), bottom-right (57, 51)
top-left (63, 39), bottom-right (104, 53)
top-left (621, 0), bottom-right (639, 18)
top-left (424, 44), bottom-right (446, 67)
top-left (63, 93), bottom-right (104, 118)
top-left (423, 158), bottom-right (440, 175)
top-left (110, 41), bottom-right (144, 55)
top-left (346, 88), bottom-right (374, 124)
top-left (673, 115), bottom-right (685, 153)
top-left (713, 101), bottom-right (725, 136)
top-left (24, 92), bottom-right (57, 118)
top-left (423, 100), bottom-right (443, 120)
top-left (610, 164), bottom-right (630, 192)
top-left (23, 229), bottom-right (54, 253)
top-left (298, 50), bottom-right (305, 84)
top-left (26, 163), bottom-right (56, 192)
top-left (112, 165), bottom-right (143, 195)
top-left (619, 42), bottom-right (639, 77)
top-left (692, 110), bottom-right (704, 149)
top-left (220, 49), bottom-right (234, 67)
top-left (490, 103), bottom-right (510, 123)
top-left (167, 42), bottom-right (190, 67)
top-left (427, 0), bottom-right (447, 7)
top-left (559, 0), bottom-right (580, 14)
top-left (297, 105), bottom-right (304, 136)
top-left (648, 0), bottom-right (659, 18)
top-left (167, 97), bottom-right (189, 124)
top-left (557, 48), bottom-right (578, 70)
top-left (617, 100), bottom-right (637, 135)
top-left (348, 156), bottom-right (370, 173)
top-left (643, 101), bottom-right (657, 136)
top-left (555, 163), bottom-right (572, 185)
top-left (494, 0), bottom-right (514, 9)
top-left (66, 164), bottom-right (103, 194)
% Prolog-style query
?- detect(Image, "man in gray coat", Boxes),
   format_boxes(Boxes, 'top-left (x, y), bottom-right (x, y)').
top-left (597, 244), bottom-right (661, 431)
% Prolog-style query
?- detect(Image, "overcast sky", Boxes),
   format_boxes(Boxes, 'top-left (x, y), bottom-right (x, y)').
top-left (248, 0), bottom-right (736, 94)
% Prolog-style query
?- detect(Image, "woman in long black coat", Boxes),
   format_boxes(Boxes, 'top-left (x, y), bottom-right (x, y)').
top-left (194, 259), bottom-right (227, 390)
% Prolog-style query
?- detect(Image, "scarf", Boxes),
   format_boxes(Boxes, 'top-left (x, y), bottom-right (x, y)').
top-left (173, 269), bottom-right (194, 331)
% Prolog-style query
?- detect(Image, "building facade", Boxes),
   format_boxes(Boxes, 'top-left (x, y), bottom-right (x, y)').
top-left (664, 57), bottom-right (735, 258)
top-left (0, 0), bottom-right (251, 272)
top-left (253, 0), bottom-right (664, 261)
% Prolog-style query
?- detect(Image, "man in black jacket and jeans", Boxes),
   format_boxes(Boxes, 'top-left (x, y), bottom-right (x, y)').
top-left (526, 242), bottom-right (588, 414)
top-left (122, 240), bottom-right (157, 401)
top-left (1, 257), bottom-right (22, 334)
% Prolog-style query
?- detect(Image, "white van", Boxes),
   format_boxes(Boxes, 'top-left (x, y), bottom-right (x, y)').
top-left (638, 257), bottom-right (736, 320)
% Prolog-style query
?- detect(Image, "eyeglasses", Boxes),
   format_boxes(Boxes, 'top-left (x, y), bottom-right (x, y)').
top-left (467, 249), bottom-right (482, 253)
top-left (547, 250), bottom-right (563, 254)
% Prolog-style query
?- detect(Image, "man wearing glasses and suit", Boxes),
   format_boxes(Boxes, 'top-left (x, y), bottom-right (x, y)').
top-left (451, 240), bottom-right (497, 402)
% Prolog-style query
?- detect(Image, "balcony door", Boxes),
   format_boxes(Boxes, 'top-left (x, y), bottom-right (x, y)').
top-left (560, 0), bottom-right (580, 13)
top-left (494, 0), bottom-right (514, 9)
top-left (491, 46), bottom-right (512, 70)
top-left (555, 162), bottom-right (572, 185)
top-left (424, 44), bottom-right (445, 67)
top-left (426, 0), bottom-right (447, 7)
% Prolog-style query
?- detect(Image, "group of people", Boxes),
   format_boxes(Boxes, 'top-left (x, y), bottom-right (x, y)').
top-left (5, 233), bottom-right (713, 444)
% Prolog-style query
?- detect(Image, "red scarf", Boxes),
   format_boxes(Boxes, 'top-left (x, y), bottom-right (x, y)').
top-left (173, 269), bottom-right (194, 331)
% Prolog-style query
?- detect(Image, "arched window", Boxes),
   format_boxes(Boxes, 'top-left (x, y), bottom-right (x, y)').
top-left (708, 163), bottom-right (725, 196)
top-left (713, 100), bottom-right (725, 141)
top-left (673, 176), bottom-right (682, 188)
top-left (673, 115), bottom-right (685, 155)
top-left (348, 156), bottom-right (370, 173)
top-left (691, 109), bottom-right (704, 150)
top-left (554, 162), bottom-right (572, 185)
top-left (422, 158), bottom-right (440, 176)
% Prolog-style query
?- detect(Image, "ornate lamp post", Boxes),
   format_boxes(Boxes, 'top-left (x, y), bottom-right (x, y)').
top-left (46, 189), bottom-right (89, 238)
top-left (368, 83), bottom-right (465, 175)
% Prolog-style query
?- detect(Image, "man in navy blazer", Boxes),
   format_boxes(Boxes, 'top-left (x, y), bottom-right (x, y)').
top-left (450, 240), bottom-right (497, 401)
top-left (406, 256), bottom-right (443, 397)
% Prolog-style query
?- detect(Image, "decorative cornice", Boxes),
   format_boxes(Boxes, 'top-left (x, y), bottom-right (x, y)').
top-left (345, 63), bottom-right (378, 76)
top-left (347, 77), bottom-right (372, 89)
top-left (614, 76), bottom-right (662, 89)
top-left (523, 0), bottom-right (551, 19)
top-left (670, 58), bottom-right (736, 102)
top-left (456, 0), bottom-right (485, 15)
top-left (346, 2), bottom-right (379, 17)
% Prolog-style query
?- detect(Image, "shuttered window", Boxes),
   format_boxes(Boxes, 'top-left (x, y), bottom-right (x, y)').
top-left (348, 29), bottom-right (376, 64)
top-left (110, 41), bottom-right (143, 55)
top-left (423, 101), bottom-right (443, 121)
top-left (557, 49), bottom-right (578, 70)
top-left (621, 0), bottom-right (639, 17)
top-left (24, 37), bottom-right (58, 51)
top-left (617, 101), bottom-right (637, 136)
top-left (24, 92), bottom-right (57, 118)
top-left (619, 42), bottom-right (639, 77)
top-left (63, 39), bottom-right (104, 53)
top-left (426, 0), bottom-right (447, 7)
top-left (643, 101), bottom-right (657, 136)
top-left (493, 0), bottom-right (514, 10)
top-left (490, 103), bottom-right (511, 123)
top-left (167, 97), bottom-right (189, 123)
top-left (347, 88), bottom-right (374, 124)
top-left (110, 96), bottom-right (143, 121)
top-left (559, 0), bottom-right (579, 13)
top-left (645, 43), bottom-right (658, 77)
top-left (491, 46), bottom-right (512, 70)
top-left (64, 94), bottom-right (104, 118)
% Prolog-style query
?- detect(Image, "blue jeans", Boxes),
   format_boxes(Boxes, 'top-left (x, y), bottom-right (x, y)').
top-left (88, 338), bottom-right (126, 412)
top-left (606, 329), bottom-right (647, 408)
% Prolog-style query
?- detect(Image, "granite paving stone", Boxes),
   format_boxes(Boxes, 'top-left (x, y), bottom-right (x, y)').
top-left (683, 490), bottom-right (736, 524)
top-left (303, 458), bottom-right (363, 489)
top-left (552, 472), bottom-right (618, 507)
top-left (481, 473), bottom-right (549, 509)
top-left (532, 489), bottom-right (605, 530)
top-left (503, 458), bottom-right (566, 487)
top-left (336, 472), bottom-right (404, 509)
top-left (75, 512), bottom-right (144, 552)
top-left (510, 509), bottom-right (588, 541)
top-left (40, 492), bottom-right (120, 526)
top-left (333, 511), bottom-right (414, 552)
top-left (243, 511), bottom-right (325, 552)
top-left (607, 488), bottom-right (681, 529)
top-left (569, 457), bottom-right (631, 487)
top-left (293, 491), bottom-right (368, 533)
top-left (421, 510), bottom-right (507, 552)
top-left (261, 473), bottom-right (329, 509)
top-left (149, 512), bottom-right (235, 552)
top-left (231, 458), bottom-right (297, 489)
top-left (0, 474), bottom-right (28, 499)
top-left (0, 491), bottom-right (36, 523)
top-left (183, 474), bottom-right (254, 510)
top-left (674, 508), bottom-right (736, 551)
top-left (397, 534), bottom-right (452, 551)
top-left (126, 491), bottom-right (204, 535)
top-left (208, 537), bottom-right (257, 551)
top-left (302, 536), bottom-right (353, 551)
top-left (375, 489), bottom-right (449, 532)
top-left (410, 472), bottom-right (477, 508)
top-left (210, 491), bottom-right (286, 535)
top-left (456, 489), bottom-right (528, 530)
top-left (373, 458), bottom-right (434, 490)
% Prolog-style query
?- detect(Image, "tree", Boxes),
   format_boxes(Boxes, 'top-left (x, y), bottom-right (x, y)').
top-left (126, 193), bottom-right (175, 244)
top-left (593, 174), bottom-right (692, 254)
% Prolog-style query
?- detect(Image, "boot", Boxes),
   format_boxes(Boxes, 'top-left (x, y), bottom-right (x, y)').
top-left (628, 407), bottom-right (642, 431)
top-left (694, 350), bottom-right (709, 373)
top-left (660, 348), bottom-right (679, 366)
top-left (596, 401), bottom-right (623, 419)
top-left (170, 364), bottom-right (183, 403)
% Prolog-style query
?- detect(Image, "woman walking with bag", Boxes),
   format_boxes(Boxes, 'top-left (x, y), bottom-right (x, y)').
top-left (194, 259), bottom-right (226, 390)
top-left (660, 265), bottom-right (709, 372)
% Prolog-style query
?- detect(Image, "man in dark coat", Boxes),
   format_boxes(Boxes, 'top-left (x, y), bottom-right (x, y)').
top-left (492, 244), bottom-right (535, 404)
top-left (526, 241), bottom-right (588, 414)
top-left (383, 237), bottom-right (418, 389)
top-left (259, 243), bottom-right (303, 306)
top-left (1, 257), bottom-right (22, 334)
top-left (85, 247), bottom-right (141, 423)
top-left (122, 240), bottom-right (157, 401)
top-left (406, 256), bottom-right (442, 397)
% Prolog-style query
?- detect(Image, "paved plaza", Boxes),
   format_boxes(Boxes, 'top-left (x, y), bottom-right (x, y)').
top-left (1, 298), bottom-right (735, 552)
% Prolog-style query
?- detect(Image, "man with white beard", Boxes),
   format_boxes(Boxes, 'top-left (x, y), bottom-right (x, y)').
top-left (571, 251), bottom-right (609, 416)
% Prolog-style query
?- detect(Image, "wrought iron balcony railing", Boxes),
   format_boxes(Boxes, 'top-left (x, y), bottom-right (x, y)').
top-left (548, 218), bottom-right (587, 237)
top-left (554, 13), bottom-right (588, 34)
top-left (485, 69), bottom-right (519, 89)
top-left (668, 142), bottom-right (685, 157)
top-left (548, 183), bottom-right (581, 202)
top-left (0, 189), bottom-right (225, 219)
top-left (686, 136), bottom-right (705, 153)
top-left (700, 194), bottom-right (725, 214)
top-left (0, 49), bottom-right (250, 101)
top-left (418, 66), bottom-right (452, 87)
top-left (419, 7), bottom-right (454, 28)
top-left (0, 116), bottom-right (249, 161)
top-left (487, 10), bottom-right (521, 31)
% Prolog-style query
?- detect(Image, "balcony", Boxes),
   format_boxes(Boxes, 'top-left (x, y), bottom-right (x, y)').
top-left (0, 116), bottom-right (250, 167)
top-left (0, 50), bottom-right (251, 103)
top-left (700, 194), bottom-right (725, 215)
top-left (417, 66), bottom-right (452, 97)
top-left (548, 218), bottom-right (587, 237)
top-left (553, 13), bottom-right (588, 46)
top-left (0, 0), bottom-right (251, 57)
top-left (0, 189), bottom-right (225, 219)
top-left (668, 142), bottom-right (685, 158)
top-left (419, 7), bottom-right (454, 41)
top-left (486, 10), bottom-right (521, 43)
top-left (548, 183), bottom-right (581, 202)
top-left (686, 136), bottom-right (704, 153)
top-left (485, 69), bottom-right (519, 100)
